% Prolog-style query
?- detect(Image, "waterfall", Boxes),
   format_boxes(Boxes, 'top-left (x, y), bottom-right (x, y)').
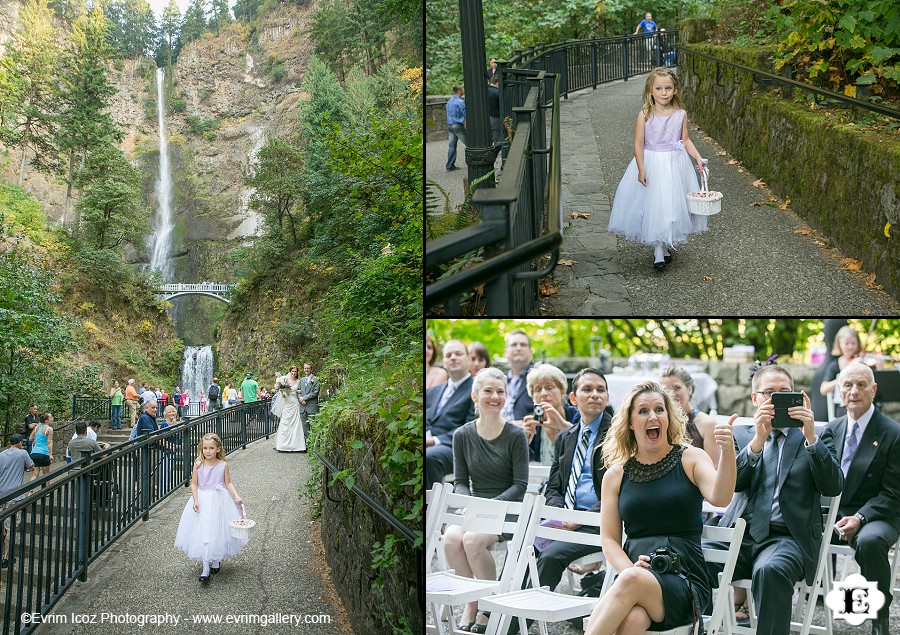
top-left (181, 346), bottom-right (213, 405)
top-left (149, 67), bottom-right (174, 281)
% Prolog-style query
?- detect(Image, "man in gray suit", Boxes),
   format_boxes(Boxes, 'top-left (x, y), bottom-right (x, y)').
top-left (712, 364), bottom-right (843, 635)
top-left (299, 362), bottom-right (320, 438)
top-left (821, 363), bottom-right (900, 635)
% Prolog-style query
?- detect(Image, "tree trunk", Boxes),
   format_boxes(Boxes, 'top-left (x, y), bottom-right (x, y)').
top-left (63, 149), bottom-right (76, 229)
top-left (18, 146), bottom-right (27, 187)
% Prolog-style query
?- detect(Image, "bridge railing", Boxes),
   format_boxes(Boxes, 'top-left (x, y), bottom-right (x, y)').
top-left (425, 32), bottom-right (677, 316)
top-left (71, 397), bottom-right (214, 422)
top-left (157, 283), bottom-right (236, 293)
top-left (0, 400), bottom-right (274, 634)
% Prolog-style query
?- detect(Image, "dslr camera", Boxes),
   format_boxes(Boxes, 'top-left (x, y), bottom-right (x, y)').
top-left (647, 547), bottom-right (681, 574)
top-left (532, 403), bottom-right (545, 423)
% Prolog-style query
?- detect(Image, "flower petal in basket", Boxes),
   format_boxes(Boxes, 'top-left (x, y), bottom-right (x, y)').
top-left (686, 190), bottom-right (723, 216)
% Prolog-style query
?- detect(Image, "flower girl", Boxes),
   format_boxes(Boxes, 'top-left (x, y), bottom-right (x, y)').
top-left (174, 433), bottom-right (247, 581)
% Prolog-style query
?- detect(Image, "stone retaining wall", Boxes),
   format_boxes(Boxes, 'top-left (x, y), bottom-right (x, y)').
top-left (676, 21), bottom-right (900, 302)
top-left (320, 429), bottom-right (419, 635)
top-left (426, 96), bottom-right (450, 141)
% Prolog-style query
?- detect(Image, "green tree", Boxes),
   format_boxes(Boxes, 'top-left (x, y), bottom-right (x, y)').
top-left (248, 139), bottom-right (305, 249)
top-left (0, 250), bottom-right (75, 432)
top-left (104, 0), bottom-right (157, 57)
top-left (0, 0), bottom-right (62, 186)
top-left (232, 0), bottom-right (262, 22)
top-left (75, 142), bottom-right (143, 250)
top-left (159, 0), bottom-right (182, 68)
top-left (180, 0), bottom-right (207, 44)
top-left (58, 3), bottom-right (123, 229)
top-left (208, 0), bottom-right (231, 36)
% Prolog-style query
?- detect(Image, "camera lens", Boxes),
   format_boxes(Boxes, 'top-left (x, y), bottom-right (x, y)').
top-left (533, 404), bottom-right (545, 421)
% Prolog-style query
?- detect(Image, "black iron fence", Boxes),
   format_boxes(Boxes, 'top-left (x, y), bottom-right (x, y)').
top-left (425, 32), bottom-right (678, 316)
top-left (0, 400), bottom-right (273, 634)
top-left (72, 397), bottom-right (234, 423)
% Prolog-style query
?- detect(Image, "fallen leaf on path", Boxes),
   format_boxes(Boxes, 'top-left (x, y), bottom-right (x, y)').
top-left (752, 179), bottom-right (767, 188)
top-left (885, 221), bottom-right (892, 238)
top-left (778, 199), bottom-right (791, 210)
top-left (558, 259), bottom-right (576, 266)
top-left (702, 276), bottom-right (713, 281)
top-left (767, 196), bottom-right (779, 202)
top-left (841, 258), bottom-right (862, 271)
top-left (864, 273), bottom-right (882, 290)
top-left (716, 150), bottom-right (727, 156)
top-left (861, 310), bottom-right (872, 316)
top-left (540, 282), bottom-right (559, 296)
top-left (728, 159), bottom-right (739, 165)
top-left (571, 212), bottom-right (590, 219)
top-left (814, 240), bottom-right (828, 247)
top-left (794, 229), bottom-right (813, 235)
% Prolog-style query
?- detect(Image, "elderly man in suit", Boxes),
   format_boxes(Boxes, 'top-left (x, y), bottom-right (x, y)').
top-left (500, 330), bottom-right (538, 460)
top-left (821, 362), bottom-right (900, 635)
top-left (425, 340), bottom-right (475, 491)
top-left (298, 363), bottom-right (320, 438)
top-left (711, 364), bottom-right (843, 635)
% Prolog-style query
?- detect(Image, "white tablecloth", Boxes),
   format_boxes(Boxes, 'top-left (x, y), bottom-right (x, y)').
top-left (605, 371), bottom-right (719, 414)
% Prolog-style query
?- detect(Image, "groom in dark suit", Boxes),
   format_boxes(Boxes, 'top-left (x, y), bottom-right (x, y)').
top-left (299, 363), bottom-right (320, 438)
top-left (821, 363), bottom-right (900, 635)
top-left (425, 340), bottom-right (475, 491)
top-left (713, 364), bottom-right (843, 635)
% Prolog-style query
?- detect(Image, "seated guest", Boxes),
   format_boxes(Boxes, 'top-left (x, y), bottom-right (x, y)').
top-left (444, 367), bottom-right (528, 633)
top-left (521, 363), bottom-right (577, 465)
top-left (425, 340), bottom-right (475, 491)
top-left (709, 363), bottom-right (843, 635)
top-left (467, 341), bottom-right (491, 378)
top-left (821, 363), bottom-right (900, 635)
top-left (527, 370), bottom-right (611, 601)
top-left (500, 330), bottom-right (536, 460)
top-left (584, 381), bottom-right (736, 635)
top-left (660, 366), bottom-right (721, 466)
top-left (426, 333), bottom-right (449, 390)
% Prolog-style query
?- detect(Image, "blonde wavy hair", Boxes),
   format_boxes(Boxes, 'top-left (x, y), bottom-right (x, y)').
top-left (601, 380), bottom-right (690, 467)
top-left (196, 432), bottom-right (226, 464)
top-left (642, 67), bottom-right (686, 121)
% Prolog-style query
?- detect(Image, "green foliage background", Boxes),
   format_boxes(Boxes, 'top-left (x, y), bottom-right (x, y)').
top-left (427, 319), bottom-right (900, 363)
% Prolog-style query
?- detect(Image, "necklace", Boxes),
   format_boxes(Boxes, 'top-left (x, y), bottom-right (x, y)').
top-left (623, 445), bottom-right (682, 483)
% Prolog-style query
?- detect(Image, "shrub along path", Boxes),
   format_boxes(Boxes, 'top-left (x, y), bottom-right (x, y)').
top-left (543, 75), bottom-right (900, 315)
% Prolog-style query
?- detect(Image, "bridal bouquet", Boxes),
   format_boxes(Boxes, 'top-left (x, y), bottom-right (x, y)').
top-left (274, 375), bottom-right (293, 394)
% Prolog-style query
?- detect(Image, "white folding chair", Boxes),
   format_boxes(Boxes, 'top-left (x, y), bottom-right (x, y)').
top-left (825, 391), bottom-right (836, 422)
top-left (645, 519), bottom-right (746, 635)
top-left (426, 492), bottom-right (539, 635)
top-left (425, 483), bottom-right (446, 563)
top-left (727, 494), bottom-right (841, 635)
top-left (479, 502), bottom-right (608, 635)
top-left (526, 463), bottom-right (551, 494)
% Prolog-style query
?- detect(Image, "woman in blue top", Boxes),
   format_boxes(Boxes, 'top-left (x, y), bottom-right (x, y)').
top-left (29, 412), bottom-right (54, 480)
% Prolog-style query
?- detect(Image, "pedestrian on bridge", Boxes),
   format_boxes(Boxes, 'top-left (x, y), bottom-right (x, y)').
top-left (0, 434), bottom-right (33, 567)
top-left (125, 379), bottom-right (140, 428)
top-left (109, 382), bottom-right (123, 430)
top-left (445, 85), bottom-right (467, 172)
top-left (607, 68), bottom-right (707, 271)
top-left (28, 413), bottom-right (54, 481)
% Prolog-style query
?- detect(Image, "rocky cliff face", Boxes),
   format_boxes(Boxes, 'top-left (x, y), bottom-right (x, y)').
top-left (0, 0), bottom-right (317, 282)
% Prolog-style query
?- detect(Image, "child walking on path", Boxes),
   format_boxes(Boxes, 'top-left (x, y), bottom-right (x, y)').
top-left (608, 67), bottom-right (707, 270)
top-left (174, 433), bottom-right (247, 582)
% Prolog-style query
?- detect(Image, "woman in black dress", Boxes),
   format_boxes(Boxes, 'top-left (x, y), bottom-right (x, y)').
top-left (584, 380), bottom-right (736, 634)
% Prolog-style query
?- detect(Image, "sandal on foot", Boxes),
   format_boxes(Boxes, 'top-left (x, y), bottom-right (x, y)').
top-left (470, 612), bottom-right (490, 634)
top-left (734, 603), bottom-right (750, 626)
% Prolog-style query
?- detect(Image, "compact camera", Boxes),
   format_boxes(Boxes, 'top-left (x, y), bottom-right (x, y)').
top-left (532, 404), bottom-right (545, 423)
top-left (648, 547), bottom-right (681, 574)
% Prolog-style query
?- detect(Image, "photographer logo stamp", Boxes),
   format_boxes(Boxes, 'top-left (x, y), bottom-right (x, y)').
top-left (825, 573), bottom-right (885, 626)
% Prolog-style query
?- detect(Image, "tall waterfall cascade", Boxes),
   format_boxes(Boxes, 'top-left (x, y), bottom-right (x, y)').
top-left (181, 346), bottom-right (213, 404)
top-left (149, 67), bottom-right (175, 280)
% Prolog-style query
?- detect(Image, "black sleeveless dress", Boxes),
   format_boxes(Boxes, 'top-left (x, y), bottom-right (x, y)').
top-left (618, 445), bottom-right (712, 630)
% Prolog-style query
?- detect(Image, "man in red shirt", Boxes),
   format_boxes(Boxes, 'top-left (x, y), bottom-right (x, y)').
top-left (124, 379), bottom-right (140, 428)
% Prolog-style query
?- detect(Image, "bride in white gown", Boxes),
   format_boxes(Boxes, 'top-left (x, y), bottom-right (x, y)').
top-left (274, 366), bottom-right (306, 452)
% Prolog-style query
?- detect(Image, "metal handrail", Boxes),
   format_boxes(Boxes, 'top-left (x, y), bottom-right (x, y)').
top-left (316, 451), bottom-right (421, 607)
top-left (679, 46), bottom-right (900, 120)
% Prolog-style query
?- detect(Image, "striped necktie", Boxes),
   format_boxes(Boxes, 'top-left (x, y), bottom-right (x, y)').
top-left (749, 430), bottom-right (783, 542)
top-left (565, 427), bottom-right (591, 509)
top-left (841, 421), bottom-right (860, 476)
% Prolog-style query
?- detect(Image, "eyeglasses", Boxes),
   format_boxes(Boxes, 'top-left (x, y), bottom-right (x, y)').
top-left (754, 391), bottom-right (775, 399)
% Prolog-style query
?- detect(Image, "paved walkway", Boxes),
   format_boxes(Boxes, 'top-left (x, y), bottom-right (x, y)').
top-left (38, 440), bottom-right (352, 634)
top-left (544, 76), bottom-right (900, 314)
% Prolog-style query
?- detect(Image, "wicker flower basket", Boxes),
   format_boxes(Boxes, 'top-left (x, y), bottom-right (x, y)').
top-left (230, 502), bottom-right (255, 539)
top-left (687, 165), bottom-right (723, 216)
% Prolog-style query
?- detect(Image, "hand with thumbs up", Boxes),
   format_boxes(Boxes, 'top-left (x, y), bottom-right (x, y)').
top-left (714, 414), bottom-right (738, 455)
